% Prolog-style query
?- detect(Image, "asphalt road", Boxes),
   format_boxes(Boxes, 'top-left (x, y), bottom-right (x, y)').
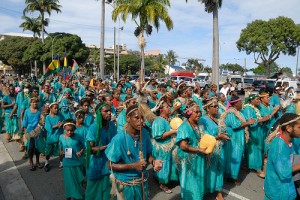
top-left (0, 132), bottom-right (265, 200)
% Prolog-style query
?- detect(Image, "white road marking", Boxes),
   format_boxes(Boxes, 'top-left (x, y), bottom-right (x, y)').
top-left (223, 189), bottom-right (251, 200)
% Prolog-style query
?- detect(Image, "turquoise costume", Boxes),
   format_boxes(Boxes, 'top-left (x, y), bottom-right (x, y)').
top-left (41, 92), bottom-right (56, 104)
top-left (200, 116), bottom-right (224, 193)
top-left (176, 121), bottom-right (205, 200)
top-left (85, 121), bottom-right (117, 200)
top-left (75, 125), bottom-right (88, 139)
top-left (270, 94), bottom-right (282, 119)
top-left (147, 97), bottom-right (156, 109)
top-left (2, 95), bottom-right (18, 136)
top-left (243, 105), bottom-right (263, 171)
top-left (264, 138), bottom-right (296, 200)
top-left (152, 117), bottom-right (177, 184)
top-left (59, 98), bottom-right (75, 120)
top-left (117, 109), bottom-right (126, 132)
top-left (224, 111), bottom-right (246, 180)
top-left (285, 104), bottom-right (296, 114)
top-left (105, 129), bottom-right (152, 200)
top-left (44, 114), bottom-right (64, 156)
top-left (22, 108), bottom-right (45, 154)
top-left (59, 133), bottom-right (85, 200)
top-left (84, 112), bottom-right (95, 127)
top-left (218, 103), bottom-right (226, 115)
top-left (258, 104), bottom-right (276, 155)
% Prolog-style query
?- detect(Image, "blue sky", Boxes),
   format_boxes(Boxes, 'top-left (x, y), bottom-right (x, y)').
top-left (1, 0), bottom-right (299, 73)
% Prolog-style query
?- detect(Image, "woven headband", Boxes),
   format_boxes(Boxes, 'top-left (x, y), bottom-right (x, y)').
top-left (126, 107), bottom-right (139, 117)
top-left (49, 102), bottom-right (58, 108)
top-left (63, 122), bottom-right (76, 128)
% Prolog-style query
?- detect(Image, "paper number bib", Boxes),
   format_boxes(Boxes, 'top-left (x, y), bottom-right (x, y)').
top-left (65, 148), bottom-right (72, 158)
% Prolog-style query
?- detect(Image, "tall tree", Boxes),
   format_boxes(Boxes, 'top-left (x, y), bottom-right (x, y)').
top-left (19, 15), bottom-right (46, 39)
top-left (220, 63), bottom-right (244, 74)
top-left (166, 50), bottom-right (178, 74)
top-left (112, 0), bottom-right (173, 82)
top-left (190, 0), bottom-right (222, 89)
top-left (237, 16), bottom-right (300, 78)
top-left (23, 0), bottom-right (62, 74)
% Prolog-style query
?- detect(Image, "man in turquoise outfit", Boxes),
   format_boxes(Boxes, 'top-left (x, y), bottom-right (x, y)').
top-left (105, 105), bottom-right (163, 200)
top-left (264, 113), bottom-right (300, 200)
top-left (85, 102), bottom-right (117, 200)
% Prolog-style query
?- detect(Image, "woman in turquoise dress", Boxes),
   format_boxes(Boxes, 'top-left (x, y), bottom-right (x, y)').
top-left (243, 94), bottom-right (270, 178)
top-left (176, 101), bottom-right (207, 200)
top-left (105, 105), bottom-right (163, 200)
top-left (223, 96), bottom-right (255, 184)
top-left (269, 86), bottom-right (283, 119)
top-left (59, 119), bottom-right (85, 200)
top-left (200, 99), bottom-right (230, 200)
top-left (264, 113), bottom-right (300, 200)
top-left (21, 97), bottom-right (45, 171)
top-left (2, 85), bottom-right (18, 143)
top-left (152, 102), bottom-right (178, 193)
top-left (44, 102), bottom-right (64, 172)
top-left (85, 103), bottom-right (117, 200)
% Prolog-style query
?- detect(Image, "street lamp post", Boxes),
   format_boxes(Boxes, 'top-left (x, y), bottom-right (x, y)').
top-left (51, 34), bottom-right (62, 60)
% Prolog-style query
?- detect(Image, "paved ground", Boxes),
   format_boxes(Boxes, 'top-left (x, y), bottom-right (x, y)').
top-left (0, 132), bottom-right (265, 200)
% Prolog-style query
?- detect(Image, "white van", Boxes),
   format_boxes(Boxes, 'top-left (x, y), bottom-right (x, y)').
top-left (275, 78), bottom-right (298, 90)
top-left (228, 75), bottom-right (244, 93)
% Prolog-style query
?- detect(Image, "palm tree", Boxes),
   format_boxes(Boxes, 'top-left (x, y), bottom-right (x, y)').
top-left (112, 0), bottom-right (173, 82)
top-left (23, 0), bottom-right (62, 74)
top-left (200, 0), bottom-right (222, 89)
top-left (166, 50), bottom-right (178, 75)
top-left (19, 15), bottom-right (47, 39)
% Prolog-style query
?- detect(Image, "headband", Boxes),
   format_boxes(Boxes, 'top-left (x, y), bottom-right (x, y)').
top-left (126, 107), bottom-right (139, 117)
top-left (124, 97), bottom-right (136, 105)
top-left (75, 109), bottom-right (84, 115)
top-left (30, 97), bottom-right (39, 102)
top-left (49, 102), bottom-right (58, 108)
top-left (63, 122), bottom-right (76, 128)
top-left (259, 93), bottom-right (269, 98)
top-left (203, 99), bottom-right (218, 109)
top-left (186, 104), bottom-right (199, 112)
top-left (226, 98), bottom-right (242, 110)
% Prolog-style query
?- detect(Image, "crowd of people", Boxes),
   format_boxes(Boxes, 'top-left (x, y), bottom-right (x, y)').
top-left (1, 73), bottom-right (300, 200)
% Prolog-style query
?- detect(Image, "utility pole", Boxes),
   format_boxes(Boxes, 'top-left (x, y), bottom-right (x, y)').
top-left (99, 0), bottom-right (105, 79)
top-left (296, 47), bottom-right (299, 78)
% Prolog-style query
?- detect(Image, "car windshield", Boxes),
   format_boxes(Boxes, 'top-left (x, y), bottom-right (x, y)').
top-left (244, 79), bottom-right (254, 84)
top-left (231, 78), bottom-right (242, 83)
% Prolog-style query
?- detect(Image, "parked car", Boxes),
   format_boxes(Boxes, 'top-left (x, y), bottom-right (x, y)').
top-left (253, 79), bottom-right (276, 94)
top-left (275, 79), bottom-right (298, 90)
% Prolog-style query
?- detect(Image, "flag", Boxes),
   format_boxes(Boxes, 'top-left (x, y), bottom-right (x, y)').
top-left (63, 50), bottom-right (67, 67)
top-left (71, 59), bottom-right (79, 76)
top-left (63, 49), bottom-right (67, 79)
top-left (42, 55), bottom-right (61, 78)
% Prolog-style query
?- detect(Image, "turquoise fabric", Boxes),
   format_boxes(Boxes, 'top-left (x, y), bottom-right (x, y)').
top-left (41, 92), bottom-right (56, 104)
top-left (264, 138), bottom-right (296, 200)
top-left (258, 104), bottom-right (276, 155)
top-left (105, 129), bottom-right (152, 183)
top-left (269, 94), bottom-right (282, 119)
top-left (285, 104), bottom-right (296, 114)
top-left (84, 112), bottom-right (95, 127)
top-left (59, 98), bottom-right (75, 120)
top-left (59, 133), bottom-right (85, 167)
top-left (224, 112), bottom-right (245, 179)
top-left (175, 121), bottom-right (205, 200)
top-left (45, 114), bottom-right (64, 144)
top-left (86, 121), bottom-right (117, 180)
top-left (243, 105), bottom-right (263, 171)
top-left (85, 175), bottom-right (111, 200)
top-left (151, 117), bottom-right (178, 184)
top-left (75, 125), bottom-right (88, 139)
top-left (117, 109), bottom-right (126, 132)
top-left (15, 92), bottom-right (26, 116)
top-left (117, 182), bottom-right (149, 200)
top-left (200, 116), bottom-right (224, 193)
top-left (63, 165), bottom-right (84, 199)
top-left (2, 95), bottom-right (15, 113)
top-left (147, 97), bottom-right (156, 109)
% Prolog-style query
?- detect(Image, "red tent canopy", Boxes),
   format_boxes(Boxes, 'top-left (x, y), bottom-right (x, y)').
top-left (170, 71), bottom-right (194, 78)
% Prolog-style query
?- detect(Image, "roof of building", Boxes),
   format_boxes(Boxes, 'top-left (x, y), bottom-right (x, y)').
top-left (145, 49), bottom-right (160, 56)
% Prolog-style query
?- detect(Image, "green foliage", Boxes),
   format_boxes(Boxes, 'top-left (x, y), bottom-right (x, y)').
top-left (112, 0), bottom-right (173, 37)
top-left (20, 15), bottom-right (45, 38)
top-left (220, 63), bottom-right (244, 74)
top-left (0, 36), bottom-right (34, 74)
top-left (237, 16), bottom-right (300, 77)
top-left (252, 62), bottom-right (293, 77)
top-left (186, 59), bottom-right (204, 71)
top-left (198, 0), bottom-right (222, 13)
top-left (24, 32), bottom-right (90, 65)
